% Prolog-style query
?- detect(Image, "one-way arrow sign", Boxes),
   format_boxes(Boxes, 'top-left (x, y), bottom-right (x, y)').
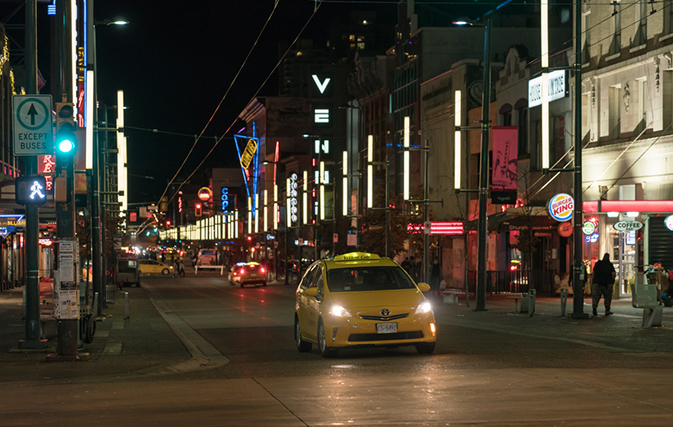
top-left (12, 94), bottom-right (53, 156)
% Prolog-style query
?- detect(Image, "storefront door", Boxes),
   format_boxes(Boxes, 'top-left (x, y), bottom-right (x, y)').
top-left (609, 225), bottom-right (636, 298)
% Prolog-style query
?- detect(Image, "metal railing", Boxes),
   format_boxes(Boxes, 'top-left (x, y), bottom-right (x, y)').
top-left (467, 269), bottom-right (557, 296)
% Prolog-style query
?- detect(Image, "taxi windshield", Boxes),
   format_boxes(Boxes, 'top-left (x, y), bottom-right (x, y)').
top-left (326, 266), bottom-right (416, 292)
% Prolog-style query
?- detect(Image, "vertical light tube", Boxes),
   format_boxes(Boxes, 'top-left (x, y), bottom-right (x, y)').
top-left (342, 150), bottom-right (348, 216)
top-left (264, 189), bottom-right (268, 232)
top-left (224, 215), bottom-right (228, 239)
top-left (235, 211), bottom-right (239, 238)
top-left (404, 116), bottom-right (411, 200)
top-left (320, 161), bottom-right (325, 220)
top-left (247, 196), bottom-right (252, 234)
top-left (454, 90), bottom-right (462, 190)
top-left (367, 135), bottom-right (373, 208)
top-left (286, 178), bottom-right (291, 228)
top-left (71, 0), bottom-right (77, 107)
top-left (541, 0), bottom-right (550, 170)
top-left (85, 70), bottom-right (94, 169)
top-left (320, 185), bottom-right (325, 221)
top-left (273, 184), bottom-right (278, 230)
top-left (117, 90), bottom-right (125, 215)
top-left (254, 193), bottom-right (259, 233)
top-left (303, 171), bottom-right (308, 224)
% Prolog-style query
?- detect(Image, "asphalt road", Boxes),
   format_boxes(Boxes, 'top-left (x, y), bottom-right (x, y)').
top-left (3, 274), bottom-right (673, 426)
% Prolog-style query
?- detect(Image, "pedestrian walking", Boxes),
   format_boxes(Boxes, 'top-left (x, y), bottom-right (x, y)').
top-left (401, 257), bottom-right (412, 274)
top-left (591, 253), bottom-right (616, 316)
top-left (430, 259), bottom-right (441, 295)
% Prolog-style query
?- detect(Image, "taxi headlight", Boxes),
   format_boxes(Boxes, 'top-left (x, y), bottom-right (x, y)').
top-left (329, 304), bottom-right (353, 317)
top-left (415, 300), bottom-right (432, 314)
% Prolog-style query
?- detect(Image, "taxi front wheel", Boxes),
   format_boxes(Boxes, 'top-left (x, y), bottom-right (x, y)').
top-left (295, 318), bottom-right (312, 352)
top-left (415, 342), bottom-right (435, 354)
top-left (162, 268), bottom-right (169, 275)
top-left (318, 319), bottom-right (338, 358)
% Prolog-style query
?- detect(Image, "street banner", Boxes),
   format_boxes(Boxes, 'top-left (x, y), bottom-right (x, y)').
top-left (492, 126), bottom-right (518, 204)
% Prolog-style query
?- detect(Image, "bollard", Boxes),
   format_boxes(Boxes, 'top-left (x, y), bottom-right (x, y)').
top-left (560, 288), bottom-right (568, 317)
top-left (92, 292), bottom-right (99, 318)
top-left (528, 289), bottom-right (536, 317)
top-left (124, 292), bottom-right (130, 320)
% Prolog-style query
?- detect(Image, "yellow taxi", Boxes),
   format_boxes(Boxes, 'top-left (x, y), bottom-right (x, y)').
top-left (138, 259), bottom-right (174, 275)
top-left (229, 262), bottom-right (267, 287)
top-left (294, 252), bottom-right (436, 357)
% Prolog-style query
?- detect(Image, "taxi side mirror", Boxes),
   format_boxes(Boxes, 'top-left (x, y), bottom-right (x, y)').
top-left (417, 282), bottom-right (431, 292)
top-left (304, 287), bottom-right (319, 297)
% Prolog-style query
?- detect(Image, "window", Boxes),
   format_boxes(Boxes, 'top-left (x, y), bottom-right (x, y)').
top-left (666, 0), bottom-right (673, 34)
top-left (517, 108), bottom-right (529, 155)
top-left (608, 85), bottom-right (622, 139)
top-left (301, 265), bottom-right (319, 289)
top-left (581, 11), bottom-right (590, 63)
top-left (326, 266), bottom-right (416, 292)
top-left (633, 0), bottom-right (647, 46)
top-left (609, 2), bottom-right (621, 55)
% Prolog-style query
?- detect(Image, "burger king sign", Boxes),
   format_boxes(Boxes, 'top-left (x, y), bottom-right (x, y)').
top-left (548, 193), bottom-right (574, 222)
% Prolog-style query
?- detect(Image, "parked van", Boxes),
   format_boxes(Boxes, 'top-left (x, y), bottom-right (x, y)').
top-left (197, 249), bottom-right (217, 266)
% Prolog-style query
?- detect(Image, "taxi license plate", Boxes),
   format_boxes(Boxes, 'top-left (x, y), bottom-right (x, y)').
top-left (376, 322), bottom-right (398, 334)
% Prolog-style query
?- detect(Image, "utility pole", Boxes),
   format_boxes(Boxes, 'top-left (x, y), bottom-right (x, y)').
top-left (18, 0), bottom-right (43, 350)
top-left (475, 16), bottom-right (492, 312)
top-left (424, 139), bottom-right (430, 284)
top-left (572, 0), bottom-right (586, 318)
top-left (54, 0), bottom-right (79, 358)
top-left (89, 0), bottom-right (104, 317)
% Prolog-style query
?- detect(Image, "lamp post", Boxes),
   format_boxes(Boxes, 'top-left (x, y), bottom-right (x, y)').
top-left (90, 14), bottom-right (128, 316)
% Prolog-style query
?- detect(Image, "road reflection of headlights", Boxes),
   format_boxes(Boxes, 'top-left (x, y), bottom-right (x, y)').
top-left (415, 300), bottom-right (432, 314)
top-left (329, 305), bottom-right (353, 317)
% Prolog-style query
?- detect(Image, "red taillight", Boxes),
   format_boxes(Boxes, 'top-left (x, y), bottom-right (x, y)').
top-left (261, 267), bottom-right (266, 273)
top-left (240, 269), bottom-right (245, 275)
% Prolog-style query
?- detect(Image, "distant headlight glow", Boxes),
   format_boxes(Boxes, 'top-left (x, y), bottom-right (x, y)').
top-left (329, 305), bottom-right (353, 317)
top-left (415, 300), bottom-right (432, 314)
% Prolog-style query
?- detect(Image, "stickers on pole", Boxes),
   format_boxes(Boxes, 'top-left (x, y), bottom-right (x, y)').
top-left (547, 193), bottom-right (574, 222)
top-left (54, 239), bottom-right (79, 320)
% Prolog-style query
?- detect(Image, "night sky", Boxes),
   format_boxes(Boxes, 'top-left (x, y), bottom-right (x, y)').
top-left (89, 0), bottom-right (396, 205)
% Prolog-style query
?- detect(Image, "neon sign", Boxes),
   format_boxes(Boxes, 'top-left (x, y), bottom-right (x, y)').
top-left (221, 187), bottom-right (229, 212)
top-left (312, 75), bottom-right (331, 94)
top-left (289, 172), bottom-right (298, 224)
top-left (314, 109), bottom-right (329, 123)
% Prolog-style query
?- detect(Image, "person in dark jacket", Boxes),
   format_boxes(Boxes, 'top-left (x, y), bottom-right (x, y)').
top-left (430, 259), bottom-right (441, 295)
top-left (591, 253), bottom-right (616, 316)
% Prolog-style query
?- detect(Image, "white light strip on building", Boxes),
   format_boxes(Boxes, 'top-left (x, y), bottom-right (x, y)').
top-left (235, 211), bottom-right (239, 238)
top-left (303, 170), bottom-right (308, 225)
top-left (342, 150), bottom-right (348, 216)
top-left (116, 91), bottom-right (125, 216)
top-left (86, 70), bottom-right (94, 169)
top-left (287, 178), bottom-right (291, 228)
top-left (254, 193), bottom-right (259, 233)
top-left (248, 196), bottom-right (252, 234)
top-left (320, 184), bottom-right (325, 221)
top-left (367, 135), bottom-right (373, 208)
top-left (541, 0), bottom-right (550, 170)
top-left (454, 90), bottom-right (461, 190)
top-left (403, 116), bottom-right (410, 200)
top-left (273, 184), bottom-right (278, 230)
top-left (264, 189), bottom-right (268, 231)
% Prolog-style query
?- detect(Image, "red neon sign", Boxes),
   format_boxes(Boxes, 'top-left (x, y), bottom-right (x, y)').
top-left (407, 222), bottom-right (464, 235)
top-left (584, 200), bottom-right (673, 213)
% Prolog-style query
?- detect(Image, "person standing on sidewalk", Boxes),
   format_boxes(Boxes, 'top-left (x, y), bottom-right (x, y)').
top-left (592, 253), bottom-right (616, 316)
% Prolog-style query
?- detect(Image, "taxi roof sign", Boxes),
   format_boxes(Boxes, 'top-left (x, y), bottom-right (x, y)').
top-left (333, 252), bottom-right (380, 262)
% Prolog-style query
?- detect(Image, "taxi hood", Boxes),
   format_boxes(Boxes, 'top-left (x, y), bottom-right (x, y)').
top-left (328, 288), bottom-right (424, 310)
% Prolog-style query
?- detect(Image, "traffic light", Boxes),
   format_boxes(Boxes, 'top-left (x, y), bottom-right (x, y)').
top-left (165, 220), bottom-right (172, 228)
top-left (55, 102), bottom-right (76, 155)
top-left (15, 175), bottom-right (47, 205)
top-left (195, 203), bottom-right (202, 217)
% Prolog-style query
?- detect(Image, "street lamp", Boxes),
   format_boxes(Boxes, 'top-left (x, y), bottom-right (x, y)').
top-left (88, 13), bottom-right (129, 316)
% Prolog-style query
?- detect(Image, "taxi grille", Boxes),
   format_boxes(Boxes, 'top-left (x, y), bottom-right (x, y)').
top-left (348, 331), bottom-right (424, 342)
top-left (359, 313), bottom-right (409, 321)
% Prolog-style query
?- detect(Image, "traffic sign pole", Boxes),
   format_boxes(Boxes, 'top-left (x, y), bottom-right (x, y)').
top-left (17, 0), bottom-right (44, 350)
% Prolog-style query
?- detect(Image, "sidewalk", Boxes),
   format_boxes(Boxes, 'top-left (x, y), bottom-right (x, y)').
top-left (0, 282), bottom-right (192, 383)
top-left (435, 291), bottom-right (673, 353)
